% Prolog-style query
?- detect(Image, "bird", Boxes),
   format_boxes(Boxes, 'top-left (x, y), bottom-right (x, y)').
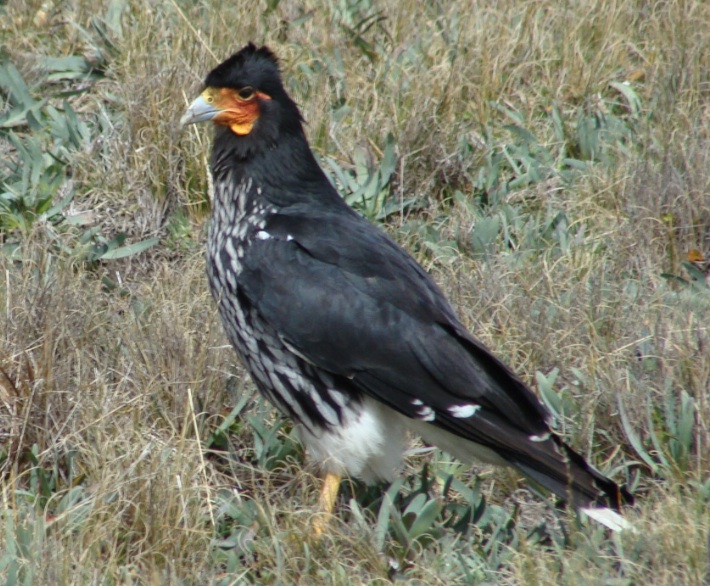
top-left (181, 43), bottom-right (633, 533)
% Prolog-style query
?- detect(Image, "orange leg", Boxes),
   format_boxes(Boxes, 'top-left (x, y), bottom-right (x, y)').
top-left (312, 471), bottom-right (341, 536)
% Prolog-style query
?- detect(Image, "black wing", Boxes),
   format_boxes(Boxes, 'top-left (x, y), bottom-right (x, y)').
top-left (239, 205), bottom-right (550, 435)
top-left (238, 205), bottom-right (631, 509)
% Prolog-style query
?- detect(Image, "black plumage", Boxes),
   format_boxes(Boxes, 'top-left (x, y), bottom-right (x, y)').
top-left (181, 43), bottom-right (633, 530)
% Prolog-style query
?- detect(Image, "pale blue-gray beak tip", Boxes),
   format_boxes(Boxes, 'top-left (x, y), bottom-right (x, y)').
top-left (180, 95), bottom-right (219, 128)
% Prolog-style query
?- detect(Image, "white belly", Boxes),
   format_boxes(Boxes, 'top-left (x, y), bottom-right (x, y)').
top-left (298, 396), bottom-right (407, 484)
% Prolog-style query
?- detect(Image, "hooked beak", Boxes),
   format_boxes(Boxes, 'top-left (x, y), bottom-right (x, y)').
top-left (180, 95), bottom-right (219, 127)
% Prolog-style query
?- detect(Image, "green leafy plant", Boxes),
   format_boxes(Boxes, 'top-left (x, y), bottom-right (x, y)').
top-left (208, 390), bottom-right (302, 474)
top-left (661, 258), bottom-right (710, 294)
top-left (210, 489), bottom-right (260, 578)
top-left (0, 58), bottom-right (157, 263)
top-left (322, 133), bottom-right (417, 221)
top-left (619, 379), bottom-right (698, 479)
top-left (246, 412), bottom-right (301, 472)
top-left (354, 460), bottom-right (519, 576)
top-left (0, 507), bottom-right (45, 586)
top-left (470, 84), bottom-right (644, 207)
top-left (0, 441), bottom-right (93, 585)
top-left (332, 0), bottom-right (389, 62)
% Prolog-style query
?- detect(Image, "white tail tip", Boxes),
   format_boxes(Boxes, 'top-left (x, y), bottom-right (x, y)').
top-left (581, 507), bottom-right (637, 533)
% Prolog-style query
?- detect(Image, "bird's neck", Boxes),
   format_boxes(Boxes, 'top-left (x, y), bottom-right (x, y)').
top-left (210, 128), bottom-right (343, 212)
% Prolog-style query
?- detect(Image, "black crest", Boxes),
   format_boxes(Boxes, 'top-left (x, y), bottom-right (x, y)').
top-left (205, 43), bottom-right (283, 95)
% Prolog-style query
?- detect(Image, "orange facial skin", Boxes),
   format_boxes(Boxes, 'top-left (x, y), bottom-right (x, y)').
top-left (202, 87), bottom-right (272, 135)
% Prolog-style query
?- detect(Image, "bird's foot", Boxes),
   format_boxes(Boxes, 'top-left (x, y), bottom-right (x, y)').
top-left (311, 471), bottom-right (341, 537)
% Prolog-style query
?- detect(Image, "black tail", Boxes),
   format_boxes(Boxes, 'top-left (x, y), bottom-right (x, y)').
top-left (513, 434), bottom-right (633, 511)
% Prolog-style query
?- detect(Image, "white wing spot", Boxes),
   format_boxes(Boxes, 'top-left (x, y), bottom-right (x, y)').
top-left (417, 405), bottom-right (436, 422)
top-left (529, 432), bottom-right (551, 442)
top-left (411, 399), bottom-right (424, 406)
top-left (256, 230), bottom-right (271, 240)
top-left (286, 234), bottom-right (294, 242)
top-left (449, 404), bottom-right (480, 418)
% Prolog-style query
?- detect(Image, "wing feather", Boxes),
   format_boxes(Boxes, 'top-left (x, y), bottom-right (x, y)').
top-left (239, 209), bottom-right (550, 432)
top-left (237, 208), bottom-right (632, 511)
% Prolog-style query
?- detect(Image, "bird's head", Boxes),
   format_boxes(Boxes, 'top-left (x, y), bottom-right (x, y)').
top-left (181, 43), bottom-right (303, 148)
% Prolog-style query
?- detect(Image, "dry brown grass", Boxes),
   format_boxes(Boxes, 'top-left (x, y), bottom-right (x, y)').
top-left (1, 0), bottom-right (709, 583)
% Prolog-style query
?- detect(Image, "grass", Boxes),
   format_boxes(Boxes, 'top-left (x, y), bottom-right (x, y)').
top-left (1, 0), bottom-right (709, 583)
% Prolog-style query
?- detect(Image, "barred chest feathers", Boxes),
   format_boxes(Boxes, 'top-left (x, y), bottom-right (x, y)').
top-left (205, 175), bottom-right (408, 484)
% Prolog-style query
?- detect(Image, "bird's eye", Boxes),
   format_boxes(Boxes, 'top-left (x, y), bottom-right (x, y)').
top-left (205, 95), bottom-right (214, 104)
top-left (238, 87), bottom-right (255, 100)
